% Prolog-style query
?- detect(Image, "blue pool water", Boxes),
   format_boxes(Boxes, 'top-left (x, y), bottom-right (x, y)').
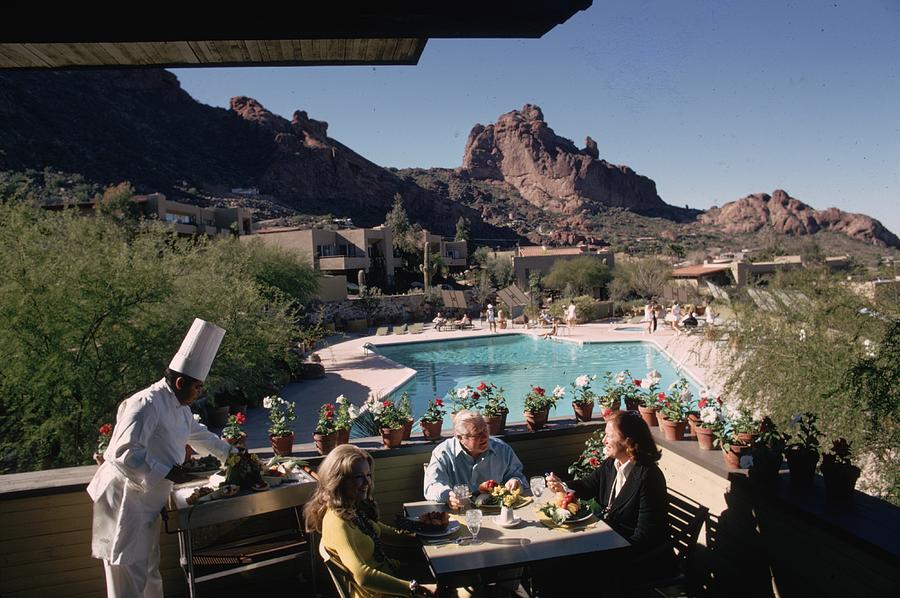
top-left (373, 335), bottom-right (702, 427)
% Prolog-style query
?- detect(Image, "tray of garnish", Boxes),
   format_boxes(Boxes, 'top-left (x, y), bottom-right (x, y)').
top-left (181, 455), bottom-right (222, 477)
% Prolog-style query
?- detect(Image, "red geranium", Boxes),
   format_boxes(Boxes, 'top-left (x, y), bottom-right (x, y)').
top-left (477, 382), bottom-right (488, 392)
top-left (657, 392), bottom-right (666, 401)
top-left (99, 423), bottom-right (113, 436)
top-left (383, 400), bottom-right (392, 407)
top-left (633, 379), bottom-right (642, 387)
top-left (698, 398), bottom-right (708, 409)
top-left (588, 457), bottom-right (600, 467)
top-left (235, 412), bottom-right (247, 425)
top-left (434, 398), bottom-right (443, 406)
top-left (472, 392), bottom-right (480, 400)
top-left (534, 386), bottom-right (545, 396)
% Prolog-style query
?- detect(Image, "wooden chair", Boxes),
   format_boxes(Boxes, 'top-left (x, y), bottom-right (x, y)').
top-left (318, 538), bottom-right (355, 598)
top-left (651, 490), bottom-right (709, 597)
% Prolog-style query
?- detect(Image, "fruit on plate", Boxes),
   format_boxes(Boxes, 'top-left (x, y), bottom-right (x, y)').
top-left (539, 491), bottom-right (591, 524)
top-left (478, 479), bottom-right (498, 494)
top-left (555, 491), bottom-right (581, 514)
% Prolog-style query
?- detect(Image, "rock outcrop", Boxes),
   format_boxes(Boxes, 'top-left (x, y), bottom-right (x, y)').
top-left (699, 190), bottom-right (899, 247)
top-left (459, 104), bottom-right (688, 220)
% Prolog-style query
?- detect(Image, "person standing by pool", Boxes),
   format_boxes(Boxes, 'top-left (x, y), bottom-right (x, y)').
top-left (566, 300), bottom-right (577, 333)
top-left (486, 303), bottom-right (497, 333)
top-left (423, 410), bottom-right (528, 508)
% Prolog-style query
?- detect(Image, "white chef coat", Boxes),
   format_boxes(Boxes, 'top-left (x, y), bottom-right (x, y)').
top-left (87, 378), bottom-right (232, 565)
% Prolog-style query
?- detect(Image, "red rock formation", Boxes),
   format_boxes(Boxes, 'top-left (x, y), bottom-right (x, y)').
top-left (459, 104), bottom-right (685, 219)
top-left (699, 190), bottom-right (899, 247)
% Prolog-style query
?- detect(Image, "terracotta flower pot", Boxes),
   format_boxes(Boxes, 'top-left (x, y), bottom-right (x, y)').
top-left (381, 427), bottom-right (404, 449)
top-left (687, 413), bottom-right (700, 439)
top-left (484, 414), bottom-right (506, 436)
top-left (270, 433), bottom-right (295, 456)
top-left (573, 401), bottom-right (594, 422)
top-left (786, 448), bottom-right (819, 486)
top-left (722, 444), bottom-right (746, 469)
top-left (525, 408), bottom-right (550, 432)
top-left (736, 432), bottom-right (755, 446)
top-left (226, 433), bottom-right (247, 447)
top-left (421, 419), bottom-right (444, 442)
top-left (821, 462), bottom-right (861, 502)
top-left (401, 418), bottom-right (414, 440)
top-left (658, 416), bottom-right (687, 441)
top-left (335, 428), bottom-right (350, 446)
top-left (638, 405), bottom-right (659, 427)
top-left (314, 431), bottom-right (338, 455)
top-left (695, 426), bottom-right (715, 450)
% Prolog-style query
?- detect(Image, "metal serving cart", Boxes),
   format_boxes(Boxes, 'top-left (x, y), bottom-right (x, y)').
top-left (164, 469), bottom-right (318, 597)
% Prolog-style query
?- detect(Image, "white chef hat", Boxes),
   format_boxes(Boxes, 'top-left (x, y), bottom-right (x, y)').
top-left (168, 318), bottom-right (225, 381)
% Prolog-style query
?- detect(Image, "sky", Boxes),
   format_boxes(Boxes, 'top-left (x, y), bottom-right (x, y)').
top-left (172, 0), bottom-right (900, 234)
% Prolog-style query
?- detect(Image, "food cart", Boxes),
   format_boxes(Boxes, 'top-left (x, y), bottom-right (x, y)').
top-left (164, 468), bottom-right (318, 597)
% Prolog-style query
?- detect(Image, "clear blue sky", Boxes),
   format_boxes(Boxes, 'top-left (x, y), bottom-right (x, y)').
top-left (172, 0), bottom-right (900, 234)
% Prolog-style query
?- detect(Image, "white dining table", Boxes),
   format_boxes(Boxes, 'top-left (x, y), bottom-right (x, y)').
top-left (403, 500), bottom-right (631, 589)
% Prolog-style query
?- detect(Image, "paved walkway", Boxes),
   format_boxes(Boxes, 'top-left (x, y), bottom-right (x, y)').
top-left (232, 321), bottom-right (727, 452)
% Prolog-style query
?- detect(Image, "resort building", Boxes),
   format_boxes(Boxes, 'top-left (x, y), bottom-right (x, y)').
top-left (511, 244), bottom-right (614, 290)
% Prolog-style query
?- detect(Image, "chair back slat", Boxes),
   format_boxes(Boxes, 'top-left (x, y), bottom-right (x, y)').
top-left (666, 490), bottom-right (709, 565)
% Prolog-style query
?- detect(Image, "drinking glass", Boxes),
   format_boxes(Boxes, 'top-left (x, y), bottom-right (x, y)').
top-left (529, 476), bottom-right (545, 499)
top-left (452, 484), bottom-right (471, 511)
top-left (465, 508), bottom-right (483, 545)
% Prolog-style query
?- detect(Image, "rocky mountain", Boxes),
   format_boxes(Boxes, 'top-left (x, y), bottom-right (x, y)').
top-left (699, 190), bottom-right (899, 248)
top-left (460, 104), bottom-right (693, 221)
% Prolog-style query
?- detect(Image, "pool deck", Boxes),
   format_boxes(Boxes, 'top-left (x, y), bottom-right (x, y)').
top-left (233, 321), bottom-right (727, 452)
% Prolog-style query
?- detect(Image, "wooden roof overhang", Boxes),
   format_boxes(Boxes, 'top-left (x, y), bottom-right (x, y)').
top-left (0, 2), bottom-right (592, 69)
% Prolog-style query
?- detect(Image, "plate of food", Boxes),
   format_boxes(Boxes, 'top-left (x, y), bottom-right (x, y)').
top-left (538, 492), bottom-right (594, 526)
top-left (186, 486), bottom-right (216, 505)
top-left (181, 455), bottom-right (221, 477)
top-left (210, 484), bottom-right (240, 500)
top-left (261, 468), bottom-right (285, 487)
top-left (413, 512), bottom-right (460, 538)
top-left (251, 481), bottom-right (270, 492)
top-left (473, 480), bottom-right (532, 510)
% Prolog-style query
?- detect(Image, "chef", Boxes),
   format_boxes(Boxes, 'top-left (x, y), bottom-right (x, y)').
top-left (87, 318), bottom-right (235, 597)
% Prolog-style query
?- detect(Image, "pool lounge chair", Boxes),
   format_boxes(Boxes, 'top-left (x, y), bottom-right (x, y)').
top-left (375, 326), bottom-right (389, 336)
top-left (393, 323), bottom-right (408, 335)
top-left (409, 322), bottom-right (424, 334)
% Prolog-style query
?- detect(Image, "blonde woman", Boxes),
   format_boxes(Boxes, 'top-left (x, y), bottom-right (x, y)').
top-left (305, 445), bottom-right (435, 597)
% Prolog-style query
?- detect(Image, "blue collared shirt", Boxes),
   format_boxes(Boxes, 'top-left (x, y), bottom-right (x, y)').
top-left (423, 437), bottom-right (528, 502)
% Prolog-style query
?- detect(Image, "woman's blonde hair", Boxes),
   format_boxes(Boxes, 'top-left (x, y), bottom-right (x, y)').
top-left (303, 444), bottom-right (375, 533)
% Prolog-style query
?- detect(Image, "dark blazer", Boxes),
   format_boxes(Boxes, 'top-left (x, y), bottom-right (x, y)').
top-left (569, 457), bottom-right (671, 559)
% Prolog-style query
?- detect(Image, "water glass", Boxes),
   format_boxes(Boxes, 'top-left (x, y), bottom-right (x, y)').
top-left (452, 484), bottom-right (471, 511)
top-left (465, 508), bottom-right (483, 545)
top-left (529, 476), bottom-right (545, 499)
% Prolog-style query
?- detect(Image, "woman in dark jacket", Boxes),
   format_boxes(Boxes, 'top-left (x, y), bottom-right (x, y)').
top-left (548, 410), bottom-right (675, 573)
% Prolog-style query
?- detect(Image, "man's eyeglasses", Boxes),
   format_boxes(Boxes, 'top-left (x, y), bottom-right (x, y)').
top-left (459, 429), bottom-right (489, 440)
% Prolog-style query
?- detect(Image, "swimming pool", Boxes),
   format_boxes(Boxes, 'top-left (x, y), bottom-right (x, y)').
top-left (373, 335), bottom-right (702, 428)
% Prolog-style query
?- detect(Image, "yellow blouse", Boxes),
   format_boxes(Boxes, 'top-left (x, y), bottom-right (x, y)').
top-left (321, 509), bottom-right (418, 598)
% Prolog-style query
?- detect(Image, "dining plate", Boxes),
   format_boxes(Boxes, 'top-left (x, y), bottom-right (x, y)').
top-left (562, 511), bottom-right (593, 525)
top-left (474, 494), bottom-right (533, 510)
top-left (416, 520), bottom-right (460, 538)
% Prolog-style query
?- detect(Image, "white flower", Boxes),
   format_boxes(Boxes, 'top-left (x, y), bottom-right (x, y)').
top-left (553, 385), bottom-right (566, 399)
top-left (700, 406), bottom-right (719, 425)
top-left (335, 394), bottom-right (347, 405)
top-left (263, 396), bottom-right (274, 409)
top-left (456, 387), bottom-right (471, 399)
top-left (799, 328), bottom-right (806, 341)
top-left (724, 402), bottom-right (742, 421)
top-left (555, 507), bottom-right (572, 521)
top-left (646, 370), bottom-right (661, 382)
top-left (193, 413), bottom-right (201, 422)
top-left (348, 405), bottom-right (359, 419)
top-left (615, 372), bottom-right (626, 384)
top-left (575, 375), bottom-right (590, 388)
top-left (370, 401), bottom-right (384, 415)
top-left (668, 381), bottom-right (678, 391)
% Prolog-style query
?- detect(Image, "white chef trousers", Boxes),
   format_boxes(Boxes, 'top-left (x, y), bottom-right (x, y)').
top-left (102, 520), bottom-right (163, 598)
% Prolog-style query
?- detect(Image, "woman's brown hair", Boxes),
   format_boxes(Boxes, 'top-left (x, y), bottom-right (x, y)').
top-left (612, 410), bottom-right (662, 465)
top-left (303, 444), bottom-right (375, 533)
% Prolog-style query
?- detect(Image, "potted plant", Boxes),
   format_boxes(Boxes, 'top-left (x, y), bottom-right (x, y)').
top-left (567, 428), bottom-right (607, 480)
top-left (94, 422), bottom-right (113, 464)
top-left (784, 412), bottom-right (822, 486)
top-left (313, 402), bottom-right (339, 455)
top-left (523, 385), bottom-right (563, 432)
top-left (334, 394), bottom-right (354, 445)
top-left (368, 397), bottom-right (406, 448)
top-left (694, 394), bottom-right (723, 450)
top-left (657, 378), bottom-right (691, 441)
top-left (731, 408), bottom-right (759, 445)
top-left (573, 374), bottom-right (598, 422)
top-left (480, 382), bottom-right (509, 435)
top-left (420, 397), bottom-right (446, 441)
top-left (263, 395), bottom-right (296, 456)
top-left (636, 372), bottom-right (662, 427)
top-left (450, 385), bottom-right (481, 421)
top-left (221, 412), bottom-right (247, 447)
top-left (750, 417), bottom-right (787, 484)
top-left (398, 391), bottom-right (414, 440)
top-left (820, 438), bottom-right (860, 502)
top-left (617, 370), bottom-right (643, 412)
top-left (715, 426), bottom-right (745, 469)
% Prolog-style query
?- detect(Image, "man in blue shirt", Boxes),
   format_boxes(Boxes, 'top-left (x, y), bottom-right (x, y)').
top-left (424, 410), bottom-right (528, 508)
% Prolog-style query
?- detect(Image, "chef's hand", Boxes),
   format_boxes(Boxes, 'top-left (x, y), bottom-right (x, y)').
top-left (166, 465), bottom-right (192, 485)
top-left (504, 478), bottom-right (521, 492)
top-left (546, 472), bottom-right (566, 493)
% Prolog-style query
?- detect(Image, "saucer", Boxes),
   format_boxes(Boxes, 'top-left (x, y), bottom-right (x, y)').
top-left (494, 516), bottom-right (523, 529)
